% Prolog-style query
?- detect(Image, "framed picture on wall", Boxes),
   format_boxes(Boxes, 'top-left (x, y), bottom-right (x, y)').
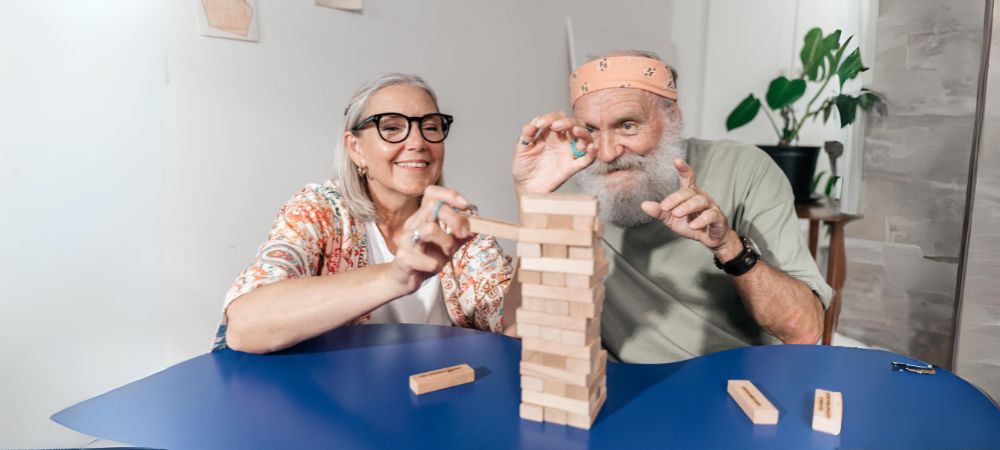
top-left (196, 0), bottom-right (259, 42)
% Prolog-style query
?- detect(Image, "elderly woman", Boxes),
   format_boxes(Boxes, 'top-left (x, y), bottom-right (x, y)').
top-left (214, 73), bottom-right (511, 354)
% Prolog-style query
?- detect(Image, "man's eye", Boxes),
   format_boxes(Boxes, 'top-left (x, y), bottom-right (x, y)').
top-left (622, 122), bottom-right (635, 130)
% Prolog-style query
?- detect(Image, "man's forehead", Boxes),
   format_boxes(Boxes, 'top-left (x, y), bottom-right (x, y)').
top-left (574, 88), bottom-right (660, 122)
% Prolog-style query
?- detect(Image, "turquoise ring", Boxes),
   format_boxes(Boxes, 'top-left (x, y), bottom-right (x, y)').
top-left (570, 139), bottom-right (586, 159)
top-left (432, 200), bottom-right (445, 221)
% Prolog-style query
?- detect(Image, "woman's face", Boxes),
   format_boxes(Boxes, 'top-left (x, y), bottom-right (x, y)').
top-left (347, 84), bottom-right (445, 203)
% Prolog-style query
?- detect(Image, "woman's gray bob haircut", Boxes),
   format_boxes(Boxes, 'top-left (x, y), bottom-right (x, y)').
top-left (335, 73), bottom-right (440, 223)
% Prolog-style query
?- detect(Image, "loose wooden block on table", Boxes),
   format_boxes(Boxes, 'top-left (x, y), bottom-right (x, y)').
top-left (521, 193), bottom-right (598, 216)
top-left (727, 380), bottom-right (779, 425)
top-left (519, 402), bottom-right (544, 422)
top-left (812, 388), bottom-right (843, 435)
top-left (409, 364), bottom-right (475, 395)
top-left (467, 217), bottom-right (520, 241)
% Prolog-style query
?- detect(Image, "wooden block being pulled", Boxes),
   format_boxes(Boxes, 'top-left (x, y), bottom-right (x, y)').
top-left (410, 364), bottom-right (475, 395)
top-left (812, 389), bottom-right (843, 435)
top-left (520, 402), bottom-right (544, 422)
top-left (727, 380), bottom-right (779, 425)
top-left (521, 193), bottom-right (598, 216)
top-left (468, 217), bottom-right (520, 241)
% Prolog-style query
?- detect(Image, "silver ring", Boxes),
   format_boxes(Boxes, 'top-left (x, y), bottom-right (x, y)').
top-left (518, 137), bottom-right (532, 146)
top-left (411, 228), bottom-right (421, 244)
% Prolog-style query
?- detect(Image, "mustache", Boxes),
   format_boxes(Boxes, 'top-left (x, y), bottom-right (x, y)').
top-left (587, 153), bottom-right (647, 174)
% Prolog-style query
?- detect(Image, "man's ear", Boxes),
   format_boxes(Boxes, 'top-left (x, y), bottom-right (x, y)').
top-left (344, 131), bottom-right (366, 168)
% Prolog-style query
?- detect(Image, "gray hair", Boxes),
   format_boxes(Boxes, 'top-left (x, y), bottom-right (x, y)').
top-left (585, 49), bottom-right (679, 112)
top-left (335, 73), bottom-right (440, 223)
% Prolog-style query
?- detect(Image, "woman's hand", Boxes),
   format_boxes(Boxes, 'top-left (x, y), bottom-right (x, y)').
top-left (389, 185), bottom-right (475, 293)
top-left (511, 111), bottom-right (597, 195)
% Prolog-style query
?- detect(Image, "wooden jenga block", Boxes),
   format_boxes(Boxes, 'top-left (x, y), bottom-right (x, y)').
top-left (544, 299), bottom-right (570, 316)
top-left (544, 406), bottom-right (568, 425)
top-left (518, 322), bottom-right (540, 337)
top-left (520, 348), bottom-right (606, 385)
top-left (542, 244), bottom-right (569, 258)
top-left (522, 337), bottom-right (601, 360)
top-left (546, 214), bottom-right (574, 229)
top-left (520, 257), bottom-right (597, 275)
top-left (521, 297), bottom-right (546, 312)
top-left (568, 246), bottom-right (596, 260)
top-left (517, 243), bottom-right (541, 258)
top-left (566, 384), bottom-right (607, 429)
top-left (539, 325), bottom-right (562, 343)
top-left (569, 300), bottom-right (602, 319)
top-left (563, 382), bottom-right (591, 401)
top-left (565, 349), bottom-right (606, 374)
top-left (727, 380), bottom-right (779, 425)
top-left (519, 269), bottom-right (541, 284)
top-left (519, 228), bottom-right (595, 247)
top-left (566, 260), bottom-right (609, 288)
top-left (409, 364), bottom-right (475, 395)
top-left (517, 308), bottom-right (594, 332)
top-left (521, 349), bottom-right (567, 369)
top-left (521, 213), bottom-right (548, 228)
top-left (542, 271), bottom-right (566, 287)
top-left (521, 284), bottom-right (603, 303)
top-left (519, 402), bottom-right (544, 422)
top-left (521, 375), bottom-right (544, 392)
top-left (560, 319), bottom-right (600, 346)
top-left (467, 217), bottom-right (520, 241)
top-left (543, 379), bottom-right (567, 397)
top-left (572, 215), bottom-right (598, 231)
top-left (521, 193), bottom-right (598, 216)
top-left (522, 389), bottom-right (596, 416)
top-left (812, 389), bottom-right (843, 435)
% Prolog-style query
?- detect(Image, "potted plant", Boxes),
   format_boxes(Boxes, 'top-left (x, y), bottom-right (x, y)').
top-left (726, 27), bottom-right (885, 202)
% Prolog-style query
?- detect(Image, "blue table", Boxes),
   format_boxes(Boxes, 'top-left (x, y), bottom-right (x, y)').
top-left (53, 324), bottom-right (1000, 449)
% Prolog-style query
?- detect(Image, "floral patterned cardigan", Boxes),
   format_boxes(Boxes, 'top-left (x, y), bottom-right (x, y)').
top-left (212, 180), bottom-right (512, 351)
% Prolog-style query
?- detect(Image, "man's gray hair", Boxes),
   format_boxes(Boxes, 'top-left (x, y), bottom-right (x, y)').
top-left (335, 73), bottom-right (440, 223)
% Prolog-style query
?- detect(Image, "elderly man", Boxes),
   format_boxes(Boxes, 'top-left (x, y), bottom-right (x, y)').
top-left (511, 50), bottom-right (833, 363)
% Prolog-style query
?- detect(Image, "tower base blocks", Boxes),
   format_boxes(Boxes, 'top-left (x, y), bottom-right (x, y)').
top-left (515, 193), bottom-right (606, 429)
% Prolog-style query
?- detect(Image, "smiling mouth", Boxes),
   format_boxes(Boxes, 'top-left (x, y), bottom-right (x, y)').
top-left (395, 161), bottom-right (430, 169)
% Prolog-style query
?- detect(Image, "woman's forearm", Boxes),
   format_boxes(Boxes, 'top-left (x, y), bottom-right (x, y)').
top-left (224, 263), bottom-right (409, 354)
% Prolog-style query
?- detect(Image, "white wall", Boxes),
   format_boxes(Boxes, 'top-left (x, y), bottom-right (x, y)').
top-left (0, 1), bottom-right (168, 447)
top-left (2, 0), bottom-right (873, 446)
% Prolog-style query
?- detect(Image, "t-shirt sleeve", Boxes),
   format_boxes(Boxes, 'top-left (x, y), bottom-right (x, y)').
top-left (736, 153), bottom-right (835, 308)
top-left (212, 186), bottom-right (337, 350)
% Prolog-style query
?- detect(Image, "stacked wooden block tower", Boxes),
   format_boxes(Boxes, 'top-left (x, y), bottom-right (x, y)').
top-left (514, 193), bottom-right (608, 429)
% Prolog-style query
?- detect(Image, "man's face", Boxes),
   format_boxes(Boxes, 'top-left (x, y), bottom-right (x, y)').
top-left (572, 88), bottom-right (686, 227)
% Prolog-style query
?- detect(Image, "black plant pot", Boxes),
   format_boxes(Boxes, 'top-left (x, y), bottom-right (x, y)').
top-left (757, 145), bottom-right (820, 203)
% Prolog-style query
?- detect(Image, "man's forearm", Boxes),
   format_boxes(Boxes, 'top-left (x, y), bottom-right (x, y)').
top-left (728, 260), bottom-right (825, 344)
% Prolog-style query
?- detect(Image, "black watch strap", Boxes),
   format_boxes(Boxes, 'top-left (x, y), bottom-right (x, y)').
top-left (714, 235), bottom-right (760, 277)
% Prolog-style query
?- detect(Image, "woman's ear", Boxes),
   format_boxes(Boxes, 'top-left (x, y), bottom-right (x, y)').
top-left (344, 131), bottom-right (366, 169)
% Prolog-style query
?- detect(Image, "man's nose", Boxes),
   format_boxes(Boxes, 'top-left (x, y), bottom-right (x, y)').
top-left (597, 132), bottom-right (624, 163)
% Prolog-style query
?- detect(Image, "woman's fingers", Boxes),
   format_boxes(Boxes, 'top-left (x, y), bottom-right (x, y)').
top-left (433, 205), bottom-right (471, 239)
top-left (422, 185), bottom-right (470, 209)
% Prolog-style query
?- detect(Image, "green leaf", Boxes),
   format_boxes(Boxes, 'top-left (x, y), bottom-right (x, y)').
top-left (857, 91), bottom-right (882, 110)
top-left (838, 48), bottom-right (864, 89)
top-left (824, 175), bottom-right (841, 197)
top-left (800, 28), bottom-right (825, 81)
top-left (835, 94), bottom-right (858, 127)
top-left (821, 30), bottom-right (842, 79)
top-left (822, 101), bottom-right (834, 123)
top-left (765, 76), bottom-right (806, 109)
top-left (823, 30), bottom-right (842, 52)
top-left (812, 171), bottom-right (827, 192)
top-left (726, 94), bottom-right (761, 131)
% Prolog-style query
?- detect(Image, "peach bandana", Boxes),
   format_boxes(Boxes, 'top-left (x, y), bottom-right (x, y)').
top-left (569, 56), bottom-right (677, 105)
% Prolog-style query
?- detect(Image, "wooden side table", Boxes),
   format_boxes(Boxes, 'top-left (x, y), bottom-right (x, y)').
top-left (795, 198), bottom-right (862, 345)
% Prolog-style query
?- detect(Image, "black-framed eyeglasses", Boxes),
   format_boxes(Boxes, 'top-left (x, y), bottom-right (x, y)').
top-left (351, 112), bottom-right (454, 143)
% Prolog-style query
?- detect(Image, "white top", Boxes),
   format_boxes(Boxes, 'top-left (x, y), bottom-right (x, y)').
top-left (364, 221), bottom-right (452, 326)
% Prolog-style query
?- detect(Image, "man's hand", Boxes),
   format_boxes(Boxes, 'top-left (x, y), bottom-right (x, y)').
top-left (640, 158), bottom-right (742, 261)
top-left (512, 111), bottom-right (597, 195)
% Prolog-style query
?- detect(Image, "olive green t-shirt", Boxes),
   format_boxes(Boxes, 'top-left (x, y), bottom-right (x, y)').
top-left (599, 138), bottom-right (833, 363)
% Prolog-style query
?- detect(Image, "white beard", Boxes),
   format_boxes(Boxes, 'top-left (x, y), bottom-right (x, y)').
top-left (572, 119), bottom-right (688, 228)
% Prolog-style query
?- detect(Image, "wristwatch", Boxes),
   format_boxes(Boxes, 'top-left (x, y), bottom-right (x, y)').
top-left (714, 235), bottom-right (761, 277)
